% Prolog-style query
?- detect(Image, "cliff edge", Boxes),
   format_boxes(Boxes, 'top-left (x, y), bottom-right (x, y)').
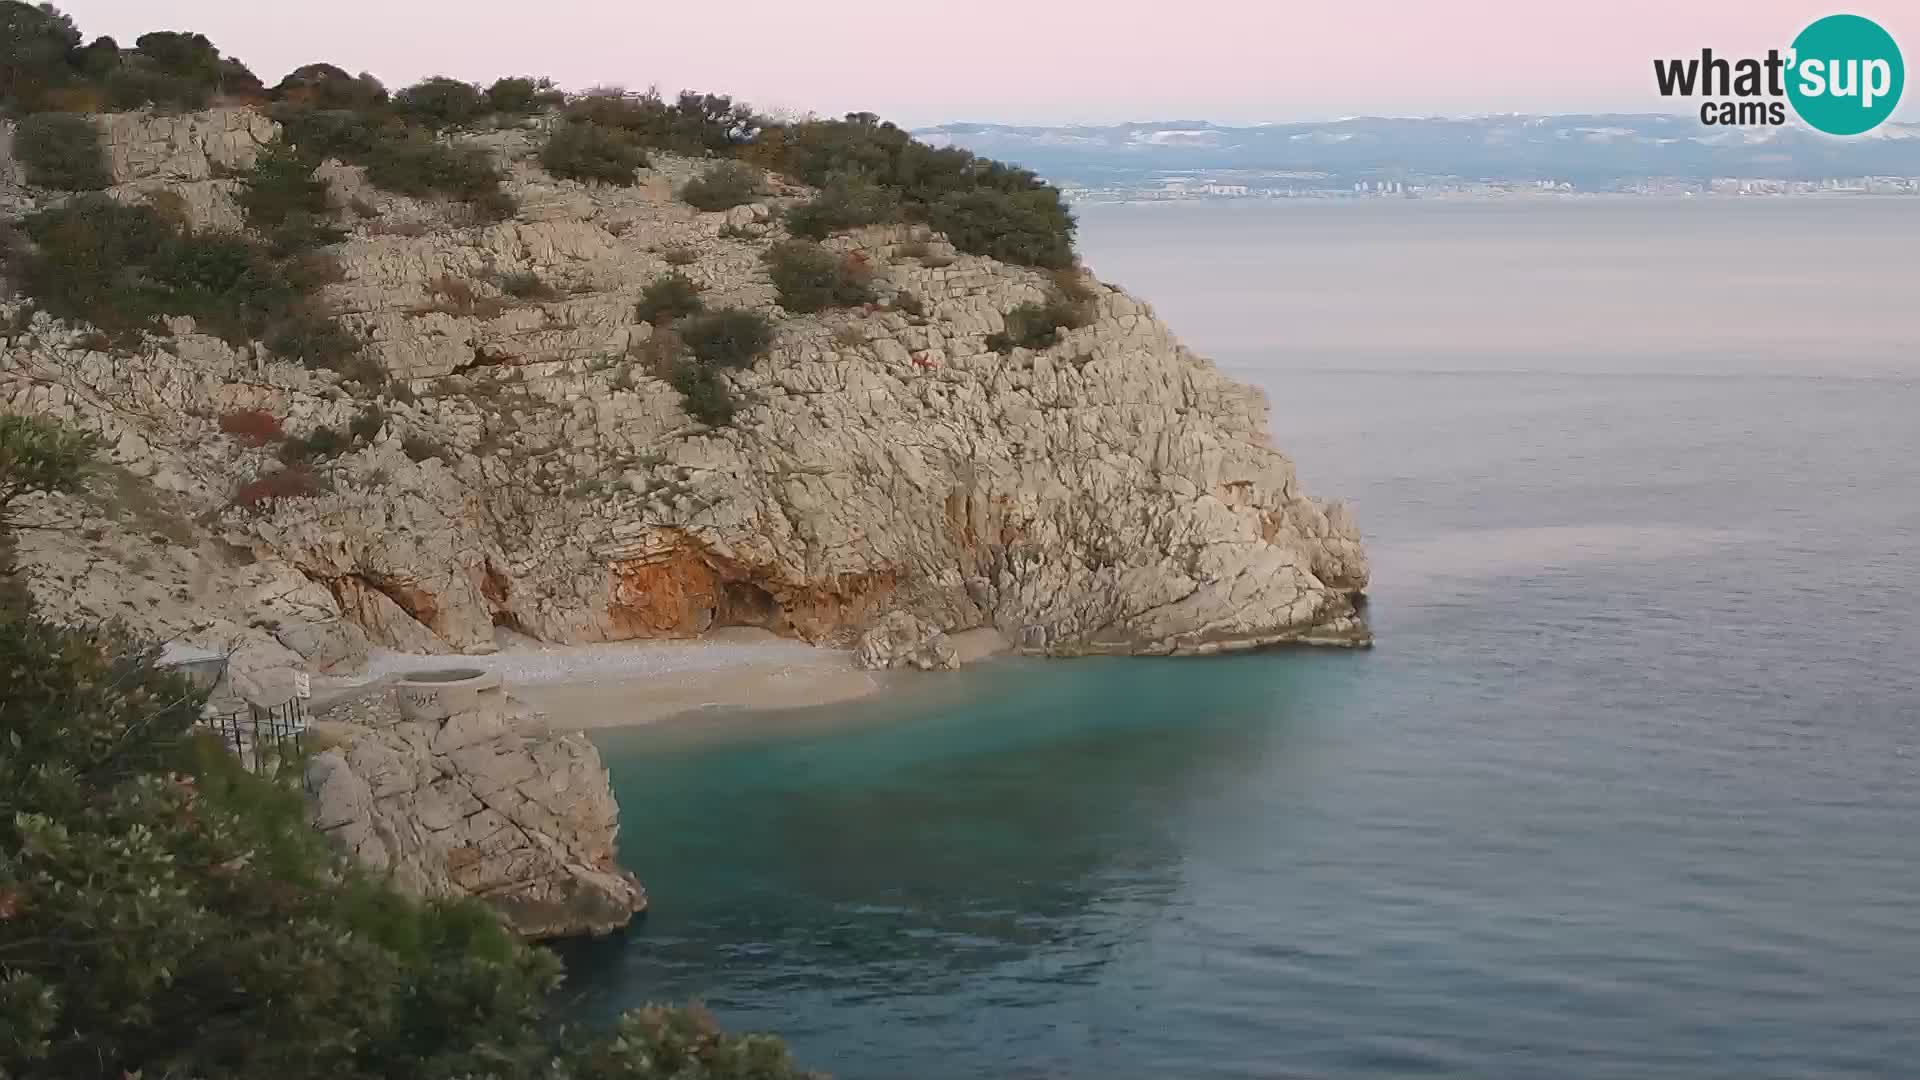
top-left (1, 107), bottom-right (1369, 667)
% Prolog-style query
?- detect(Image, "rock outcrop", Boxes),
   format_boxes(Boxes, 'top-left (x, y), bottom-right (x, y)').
top-left (856, 611), bottom-right (961, 672)
top-left (0, 106), bottom-right (1370, 667)
top-left (305, 671), bottom-right (645, 938)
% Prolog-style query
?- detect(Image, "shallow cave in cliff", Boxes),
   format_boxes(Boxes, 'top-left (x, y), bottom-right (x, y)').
top-left (715, 579), bottom-right (788, 633)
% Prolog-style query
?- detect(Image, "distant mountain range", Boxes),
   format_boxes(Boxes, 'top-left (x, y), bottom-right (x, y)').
top-left (915, 115), bottom-right (1920, 188)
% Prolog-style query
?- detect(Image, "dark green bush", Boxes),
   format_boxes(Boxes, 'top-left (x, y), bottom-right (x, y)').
top-left (278, 424), bottom-right (347, 462)
top-left (348, 405), bottom-right (385, 441)
top-left (986, 286), bottom-right (1092, 353)
top-left (363, 133), bottom-right (503, 202)
top-left (747, 113), bottom-right (1076, 268)
top-left (927, 187), bottom-right (1077, 269)
top-left (0, 412), bottom-right (96, 618)
top-left (238, 142), bottom-right (345, 254)
top-left (1, 10), bottom-right (260, 115)
top-left (401, 433), bottom-right (448, 462)
top-left (271, 104), bottom-right (511, 215)
top-left (18, 196), bottom-right (177, 339)
top-left (679, 308), bottom-right (772, 369)
top-left (394, 76), bottom-right (483, 131)
top-left (783, 172), bottom-right (899, 238)
top-left (764, 240), bottom-right (874, 314)
top-left (668, 358), bottom-right (736, 426)
top-left (498, 269), bottom-right (558, 300)
top-left (541, 120), bottom-right (647, 186)
top-left (0, 2), bottom-right (84, 113)
top-left (634, 272), bottom-right (704, 324)
top-left (271, 104), bottom-right (391, 159)
top-left (272, 62), bottom-right (389, 109)
top-left (0, 609), bottom-right (823, 1078)
top-left (565, 89), bottom-right (758, 154)
top-left (681, 161), bottom-right (762, 212)
top-left (483, 76), bottom-right (562, 116)
top-left (14, 111), bottom-right (110, 191)
top-left (264, 309), bottom-right (361, 371)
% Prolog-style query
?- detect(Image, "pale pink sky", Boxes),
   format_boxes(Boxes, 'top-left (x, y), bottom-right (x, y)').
top-left (61, 0), bottom-right (1920, 126)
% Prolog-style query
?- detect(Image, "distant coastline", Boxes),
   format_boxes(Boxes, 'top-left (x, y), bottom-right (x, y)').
top-left (1062, 183), bottom-right (1920, 206)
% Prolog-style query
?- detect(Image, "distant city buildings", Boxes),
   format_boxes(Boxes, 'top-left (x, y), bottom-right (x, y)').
top-left (1057, 173), bottom-right (1920, 204)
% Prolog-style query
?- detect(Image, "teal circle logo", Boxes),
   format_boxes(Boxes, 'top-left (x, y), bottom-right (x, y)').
top-left (1787, 14), bottom-right (1904, 135)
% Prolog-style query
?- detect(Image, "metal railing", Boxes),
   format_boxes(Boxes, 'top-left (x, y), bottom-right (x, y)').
top-left (201, 697), bottom-right (308, 774)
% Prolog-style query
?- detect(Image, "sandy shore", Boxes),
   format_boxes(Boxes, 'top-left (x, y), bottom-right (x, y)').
top-left (315, 628), bottom-right (891, 729)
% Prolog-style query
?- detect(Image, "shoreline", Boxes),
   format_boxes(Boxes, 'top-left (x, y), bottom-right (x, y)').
top-left (315, 628), bottom-right (895, 730)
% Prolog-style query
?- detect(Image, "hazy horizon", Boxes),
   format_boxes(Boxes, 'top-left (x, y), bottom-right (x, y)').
top-left (56, 0), bottom-right (1920, 128)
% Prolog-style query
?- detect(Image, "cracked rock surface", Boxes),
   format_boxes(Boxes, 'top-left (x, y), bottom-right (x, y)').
top-left (2, 106), bottom-right (1370, 666)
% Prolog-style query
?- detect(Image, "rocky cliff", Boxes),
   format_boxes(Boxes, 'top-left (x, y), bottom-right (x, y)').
top-left (0, 106), bottom-right (1369, 669)
top-left (306, 671), bottom-right (646, 939)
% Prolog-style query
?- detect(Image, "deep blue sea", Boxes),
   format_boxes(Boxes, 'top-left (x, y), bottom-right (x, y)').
top-left (557, 200), bottom-right (1920, 1079)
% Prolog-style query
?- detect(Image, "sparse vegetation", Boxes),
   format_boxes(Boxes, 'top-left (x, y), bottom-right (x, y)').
top-left (746, 112), bottom-right (1076, 267)
top-left (680, 161), bottom-right (762, 212)
top-left (680, 308), bottom-right (772, 369)
top-left (497, 269), bottom-right (558, 301)
top-left (661, 245), bottom-right (699, 267)
top-left (238, 142), bottom-right (345, 254)
top-left (634, 272), bottom-right (704, 324)
top-left (784, 173), bottom-right (899, 239)
top-left (986, 287), bottom-right (1093, 353)
top-left (348, 405), bottom-right (385, 441)
top-left (540, 120), bottom-right (647, 186)
top-left (15, 196), bottom-right (358, 364)
top-left (0, 413), bottom-right (97, 618)
top-left (401, 433), bottom-right (449, 462)
top-left (277, 424), bottom-right (347, 463)
top-left (413, 274), bottom-right (508, 320)
top-left (668, 358), bottom-right (736, 426)
top-left (563, 88), bottom-right (759, 155)
top-left (14, 111), bottom-right (111, 190)
top-left (764, 240), bottom-right (874, 313)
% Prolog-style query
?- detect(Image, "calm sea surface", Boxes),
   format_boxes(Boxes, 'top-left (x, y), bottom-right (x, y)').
top-left (558, 200), bottom-right (1920, 1079)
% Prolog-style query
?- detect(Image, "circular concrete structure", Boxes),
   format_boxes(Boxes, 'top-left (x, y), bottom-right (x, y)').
top-left (393, 668), bottom-right (504, 723)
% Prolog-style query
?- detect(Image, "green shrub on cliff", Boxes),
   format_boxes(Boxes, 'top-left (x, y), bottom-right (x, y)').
top-left (783, 172), bottom-right (900, 239)
top-left (746, 112), bottom-right (1076, 267)
top-left (565, 88), bottom-right (759, 155)
top-left (986, 281), bottom-right (1094, 353)
top-left (680, 308), bottom-right (772, 369)
top-left (635, 272), bottom-right (704, 325)
top-left (541, 120), bottom-right (648, 186)
top-left (13, 111), bottom-right (111, 191)
top-left (0, 413), bottom-right (96, 619)
top-left (681, 161), bottom-right (762, 212)
top-left (394, 75), bottom-right (483, 131)
top-left (668, 357), bottom-right (737, 426)
top-left (238, 142), bottom-right (345, 254)
top-left (484, 75), bottom-right (563, 117)
top-left (0, 616), bottom-right (794, 1078)
top-left (16, 195), bottom-right (361, 368)
top-left (764, 240), bottom-right (874, 314)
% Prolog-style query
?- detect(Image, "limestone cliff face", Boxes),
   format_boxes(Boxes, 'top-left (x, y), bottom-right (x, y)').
top-left (306, 674), bottom-right (646, 939)
top-left (0, 108), bottom-right (1369, 665)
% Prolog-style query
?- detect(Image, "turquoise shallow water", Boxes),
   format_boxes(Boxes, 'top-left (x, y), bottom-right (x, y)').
top-left (556, 201), bottom-right (1920, 1078)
